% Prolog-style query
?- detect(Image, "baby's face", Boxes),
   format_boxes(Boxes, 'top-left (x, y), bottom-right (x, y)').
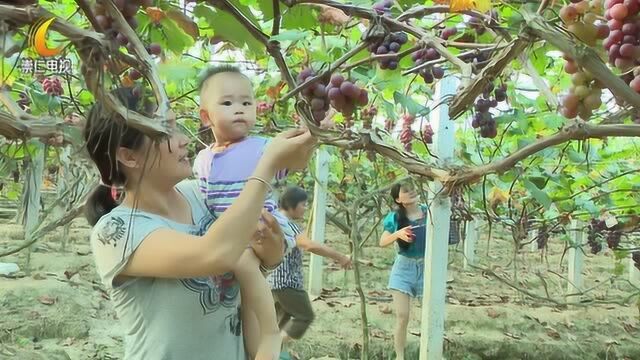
top-left (200, 72), bottom-right (256, 141)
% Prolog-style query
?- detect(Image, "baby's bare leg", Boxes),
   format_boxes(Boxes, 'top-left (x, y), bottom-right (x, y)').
top-left (235, 249), bottom-right (280, 360)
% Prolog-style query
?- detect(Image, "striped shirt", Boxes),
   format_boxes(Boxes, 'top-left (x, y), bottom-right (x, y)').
top-left (268, 219), bottom-right (304, 290)
top-left (192, 136), bottom-right (296, 253)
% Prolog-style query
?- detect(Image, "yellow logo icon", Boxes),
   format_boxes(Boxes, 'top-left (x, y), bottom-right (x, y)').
top-left (29, 18), bottom-right (63, 57)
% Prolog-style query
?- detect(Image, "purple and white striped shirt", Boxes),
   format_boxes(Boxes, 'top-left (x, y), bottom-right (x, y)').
top-left (192, 136), bottom-right (295, 252)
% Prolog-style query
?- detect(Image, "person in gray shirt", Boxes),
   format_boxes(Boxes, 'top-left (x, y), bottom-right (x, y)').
top-left (83, 87), bottom-right (316, 360)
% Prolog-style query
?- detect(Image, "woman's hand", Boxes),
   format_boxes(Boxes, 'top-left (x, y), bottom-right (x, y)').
top-left (394, 226), bottom-right (414, 243)
top-left (261, 128), bottom-right (316, 171)
top-left (251, 210), bottom-right (285, 269)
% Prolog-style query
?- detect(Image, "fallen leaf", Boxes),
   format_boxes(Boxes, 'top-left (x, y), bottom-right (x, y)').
top-left (504, 332), bottom-right (521, 340)
top-left (623, 322), bottom-right (638, 333)
top-left (166, 9), bottom-right (199, 39)
top-left (409, 330), bottom-right (421, 337)
top-left (454, 329), bottom-right (465, 335)
top-left (545, 327), bottom-right (561, 340)
top-left (38, 296), bottom-right (56, 305)
top-left (61, 337), bottom-right (75, 346)
top-left (64, 270), bottom-right (78, 280)
top-left (487, 308), bottom-right (500, 318)
top-left (378, 304), bottom-right (392, 314)
top-left (32, 273), bottom-right (46, 280)
top-left (448, 297), bottom-right (461, 305)
top-left (76, 250), bottom-right (90, 256)
top-left (266, 82), bottom-right (285, 99)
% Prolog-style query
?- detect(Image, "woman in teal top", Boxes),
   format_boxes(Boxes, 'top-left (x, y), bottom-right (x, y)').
top-left (379, 181), bottom-right (427, 360)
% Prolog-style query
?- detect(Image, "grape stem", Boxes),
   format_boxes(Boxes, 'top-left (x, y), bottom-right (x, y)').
top-left (401, 45), bottom-right (508, 76)
top-left (102, 0), bottom-right (170, 120)
top-left (396, 5), bottom-right (493, 23)
top-left (343, 44), bottom-right (421, 72)
top-left (75, 0), bottom-right (105, 34)
top-left (272, 0), bottom-right (281, 36)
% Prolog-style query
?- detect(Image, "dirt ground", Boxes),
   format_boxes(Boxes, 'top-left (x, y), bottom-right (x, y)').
top-left (1, 218), bottom-right (639, 360)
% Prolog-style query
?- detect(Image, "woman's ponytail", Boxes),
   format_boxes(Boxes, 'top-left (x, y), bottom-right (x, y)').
top-left (84, 185), bottom-right (118, 226)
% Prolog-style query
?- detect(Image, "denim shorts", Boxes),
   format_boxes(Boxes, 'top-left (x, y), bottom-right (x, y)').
top-left (388, 255), bottom-right (424, 298)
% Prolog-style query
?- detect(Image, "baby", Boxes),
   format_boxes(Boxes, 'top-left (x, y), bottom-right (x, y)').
top-left (193, 65), bottom-right (297, 359)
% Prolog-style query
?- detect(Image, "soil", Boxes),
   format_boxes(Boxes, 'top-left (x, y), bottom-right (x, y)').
top-left (1, 219), bottom-right (639, 360)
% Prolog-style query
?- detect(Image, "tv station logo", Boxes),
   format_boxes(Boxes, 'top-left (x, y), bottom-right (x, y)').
top-left (20, 18), bottom-right (72, 75)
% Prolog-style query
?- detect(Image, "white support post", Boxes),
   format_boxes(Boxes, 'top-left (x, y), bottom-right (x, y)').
top-left (630, 255), bottom-right (640, 286)
top-left (463, 219), bottom-right (478, 270)
top-left (308, 147), bottom-right (329, 297)
top-left (420, 75), bottom-right (456, 360)
top-left (566, 220), bottom-right (584, 297)
top-left (529, 229), bottom-right (539, 252)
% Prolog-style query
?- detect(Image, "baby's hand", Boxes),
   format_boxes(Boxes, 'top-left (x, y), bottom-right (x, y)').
top-left (250, 210), bottom-right (285, 268)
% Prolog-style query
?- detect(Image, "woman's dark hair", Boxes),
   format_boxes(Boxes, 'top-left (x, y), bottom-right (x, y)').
top-left (83, 87), bottom-right (153, 226)
top-left (279, 186), bottom-right (308, 210)
top-left (390, 182), bottom-right (413, 250)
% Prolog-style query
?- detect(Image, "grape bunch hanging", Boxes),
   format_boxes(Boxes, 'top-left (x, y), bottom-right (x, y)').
top-left (606, 230), bottom-right (622, 249)
top-left (602, 0), bottom-right (640, 91)
top-left (560, 59), bottom-right (604, 119)
top-left (297, 68), bottom-right (330, 124)
top-left (42, 77), bottom-right (63, 97)
top-left (326, 74), bottom-right (369, 119)
top-left (399, 114), bottom-right (414, 151)
top-left (470, 82), bottom-right (507, 138)
top-left (361, 106), bottom-right (378, 129)
top-left (421, 123), bottom-right (434, 144)
top-left (368, 32), bottom-right (408, 70)
top-left (560, 0), bottom-right (608, 47)
top-left (94, 0), bottom-right (161, 55)
top-left (411, 48), bottom-right (444, 84)
top-left (587, 219), bottom-right (605, 254)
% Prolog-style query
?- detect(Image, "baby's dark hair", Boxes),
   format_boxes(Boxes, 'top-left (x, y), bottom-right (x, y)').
top-left (197, 65), bottom-right (249, 94)
top-left (279, 186), bottom-right (308, 210)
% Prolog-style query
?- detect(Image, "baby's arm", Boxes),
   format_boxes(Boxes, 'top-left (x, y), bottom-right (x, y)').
top-left (235, 249), bottom-right (281, 360)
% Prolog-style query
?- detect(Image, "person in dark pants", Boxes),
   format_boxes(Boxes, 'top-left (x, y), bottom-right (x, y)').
top-left (268, 186), bottom-right (352, 359)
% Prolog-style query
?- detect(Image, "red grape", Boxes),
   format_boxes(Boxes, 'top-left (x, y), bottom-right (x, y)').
top-left (610, 4), bottom-right (629, 20)
top-left (619, 43), bottom-right (636, 57)
top-left (630, 76), bottom-right (640, 92)
top-left (330, 74), bottom-right (344, 87)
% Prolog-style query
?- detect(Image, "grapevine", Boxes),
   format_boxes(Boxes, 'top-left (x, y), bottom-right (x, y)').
top-left (93, 0), bottom-right (161, 55)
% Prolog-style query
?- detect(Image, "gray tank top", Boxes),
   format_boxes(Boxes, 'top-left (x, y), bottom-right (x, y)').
top-left (90, 180), bottom-right (246, 360)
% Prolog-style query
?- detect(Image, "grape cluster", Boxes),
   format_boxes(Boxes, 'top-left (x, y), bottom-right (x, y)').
top-left (421, 123), bottom-right (434, 144)
top-left (606, 230), bottom-right (622, 249)
top-left (361, 106), bottom-right (378, 129)
top-left (471, 82), bottom-right (506, 138)
top-left (399, 114), bottom-right (414, 151)
top-left (17, 91), bottom-right (30, 110)
top-left (326, 74), bottom-right (368, 118)
top-left (94, 0), bottom-right (161, 55)
top-left (297, 68), bottom-right (330, 124)
top-left (560, 0), bottom-right (607, 47)
top-left (560, 61), bottom-right (604, 120)
top-left (368, 32), bottom-right (408, 70)
top-left (632, 251), bottom-right (640, 270)
top-left (537, 225), bottom-right (549, 250)
top-left (603, 0), bottom-right (640, 90)
top-left (372, 0), bottom-right (393, 16)
top-left (587, 219), bottom-right (605, 254)
top-left (42, 77), bottom-right (63, 97)
top-left (466, 11), bottom-right (499, 36)
top-left (411, 48), bottom-right (444, 83)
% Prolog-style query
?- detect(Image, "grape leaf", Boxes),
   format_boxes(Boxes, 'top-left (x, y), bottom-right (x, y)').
top-left (166, 9), bottom-right (199, 40)
top-left (393, 91), bottom-right (429, 117)
top-left (193, 4), bottom-right (263, 55)
top-left (524, 179), bottom-right (551, 209)
top-left (270, 30), bottom-right (313, 43)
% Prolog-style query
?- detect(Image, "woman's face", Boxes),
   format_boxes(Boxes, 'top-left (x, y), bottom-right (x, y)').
top-left (396, 185), bottom-right (418, 206)
top-left (120, 111), bottom-right (192, 187)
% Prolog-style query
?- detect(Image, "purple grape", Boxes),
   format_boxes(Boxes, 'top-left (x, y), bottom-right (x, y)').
top-left (377, 46), bottom-right (389, 54)
top-left (388, 61), bottom-right (398, 70)
top-left (389, 42), bottom-right (400, 52)
top-left (340, 82), bottom-right (359, 99)
top-left (327, 87), bottom-right (342, 100)
top-left (432, 66), bottom-right (444, 79)
top-left (313, 84), bottom-right (326, 97)
top-left (311, 98), bottom-right (324, 110)
top-left (330, 74), bottom-right (344, 87)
